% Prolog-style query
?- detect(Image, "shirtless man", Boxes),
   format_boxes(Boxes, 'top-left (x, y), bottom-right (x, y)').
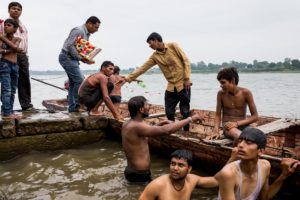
top-left (109, 66), bottom-right (124, 112)
top-left (0, 18), bottom-right (22, 119)
top-left (139, 149), bottom-right (218, 200)
top-left (122, 96), bottom-right (203, 183)
top-left (78, 61), bottom-right (121, 119)
top-left (215, 127), bottom-right (298, 200)
top-left (208, 67), bottom-right (258, 140)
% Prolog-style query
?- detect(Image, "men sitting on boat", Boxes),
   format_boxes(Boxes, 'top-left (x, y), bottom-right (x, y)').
top-left (215, 127), bottom-right (298, 200)
top-left (139, 149), bottom-right (218, 200)
top-left (122, 96), bottom-right (203, 184)
top-left (208, 67), bottom-right (259, 140)
top-left (78, 61), bottom-right (121, 120)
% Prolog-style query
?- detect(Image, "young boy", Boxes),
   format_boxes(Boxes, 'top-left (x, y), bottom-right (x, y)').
top-left (208, 67), bottom-right (258, 140)
top-left (0, 18), bottom-right (22, 119)
top-left (109, 66), bottom-right (124, 112)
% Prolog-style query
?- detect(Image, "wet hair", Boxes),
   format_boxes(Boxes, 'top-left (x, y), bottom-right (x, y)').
top-left (100, 61), bottom-right (114, 70)
top-left (86, 16), bottom-right (101, 24)
top-left (4, 18), bottom-right (19, 29)
top-left (128, 96), bottom-right (147, 119)
top-left (8, 2), bottom-right (22, 10)
top-left (239, 127), bottom-right (267, 149)
top-left (146, 32), bottom-right (163, 43)
top-left (113, 66), bottom-right (120, 74)
top-left (217, 67), bottom-right (239, 85)
top-left (171, 149), bottom-right (193, 167)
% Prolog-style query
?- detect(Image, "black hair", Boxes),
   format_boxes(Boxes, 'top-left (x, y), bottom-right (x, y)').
top-left (217, 67), bottom-right (239, 85)
top-left (113, 66), bottom-right (120, 74)
top-left (86, 16), bottom-right (101, 24)
top-left (100, 61), bottom-right (114, 70)
top-left (146, 32), bottom-right (163, 43)
top-left (171, 149), bottom-right (193, 167)
top-left (4, 18), bottom-right (19, 29)
top-left (128, 96), bottom-right (147, 119)
top-left (8, 2), bottom-right (22, 10)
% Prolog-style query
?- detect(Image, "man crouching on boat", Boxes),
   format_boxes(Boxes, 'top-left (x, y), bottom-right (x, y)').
top-left (78, 61), bottom-right (121, 120)
top-left (215, 127), bottom-right (298, 200)
top-left (122, 96), bottom-right (203, 184)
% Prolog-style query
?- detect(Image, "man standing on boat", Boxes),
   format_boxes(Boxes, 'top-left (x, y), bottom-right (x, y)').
top-left (215, 127), bottom-right (298, 200)
top-left (208, 67), bottom-right (259, 140)
top-left (122, 96), bottom-right (203, 184)
top-left (139, 149), bottom-right (218, 200)
top-left (59, 16), bottom-right (100, 113)
top-left (120, 32), bottom-right (192, 131)
top-left (0, 2), bottom-right (35, 111)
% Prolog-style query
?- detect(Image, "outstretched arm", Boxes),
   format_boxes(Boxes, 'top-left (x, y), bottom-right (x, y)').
top-left (196, 175), bottom-right (218, 188)
top-left (138, 113), bottom-right (203, 137)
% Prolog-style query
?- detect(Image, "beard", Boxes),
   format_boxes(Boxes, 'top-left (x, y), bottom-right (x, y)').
top-left (142, 112), bottom-right (149, 118)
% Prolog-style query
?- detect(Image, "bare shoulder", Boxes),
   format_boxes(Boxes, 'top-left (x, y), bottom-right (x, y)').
top-left (240, 87), bottom-right (253, 95)
top-left (259, 159), bottom-right (271, 170)
top-left (148, 174), bottom-right (169, 188)
top-left (215, 162), bottom-right (237, 181)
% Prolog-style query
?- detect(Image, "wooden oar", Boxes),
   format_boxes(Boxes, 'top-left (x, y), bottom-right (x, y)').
top-left (31, 77), bottom-right (67, 91)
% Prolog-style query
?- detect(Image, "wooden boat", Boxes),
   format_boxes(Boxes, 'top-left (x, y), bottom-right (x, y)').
top-left (42, 98), bottom-right (68, 111)
top-left (42, 100), bottom-right (300, 190)
top-left (106, 103), bottom-right (300, 191)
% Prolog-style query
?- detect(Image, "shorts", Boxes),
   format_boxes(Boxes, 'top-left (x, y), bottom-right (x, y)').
top-left (110, 95), bottom-right (122, 103)
top-left (124, 166), bottom-right (152, 184)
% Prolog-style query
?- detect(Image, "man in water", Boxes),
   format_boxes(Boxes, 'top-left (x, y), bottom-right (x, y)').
top-left (208, 67), bottom-right (258, 140)
top-left (78, 61), bottom-right (121, 120)
top-left (122, 96), bottom-right (203, 183)
top-left (215, 127), bottom-right (298, 200)
top-left (139, 149), bottom-right (218, 200)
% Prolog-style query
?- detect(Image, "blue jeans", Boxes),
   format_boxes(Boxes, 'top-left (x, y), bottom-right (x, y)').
top-left (0, 59), bottom-right (19, 116)
top-left (59, 52), bottom-right (84, 112)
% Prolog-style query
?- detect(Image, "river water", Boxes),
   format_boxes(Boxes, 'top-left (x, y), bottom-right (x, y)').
top-left (1, 73), bottom-right (299, 199)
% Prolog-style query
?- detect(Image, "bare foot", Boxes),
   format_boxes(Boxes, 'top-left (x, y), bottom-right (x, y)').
top-left (88, 110), bottom-right (103, 116)
top-left (2, 114), bottom-right (23, 120)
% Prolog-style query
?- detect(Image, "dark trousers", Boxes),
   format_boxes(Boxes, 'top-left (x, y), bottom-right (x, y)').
top-left (165, 88), bottom-right (191, 131)
top-left (17, 53), bottom-right (33, 110)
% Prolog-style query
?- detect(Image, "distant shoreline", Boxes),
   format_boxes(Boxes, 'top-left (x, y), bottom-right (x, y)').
top-left (30, 70), bottom-right (300, 76)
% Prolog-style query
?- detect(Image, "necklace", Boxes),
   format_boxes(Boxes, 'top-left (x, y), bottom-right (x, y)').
top-left (171, 179), bottom-right (185, 192)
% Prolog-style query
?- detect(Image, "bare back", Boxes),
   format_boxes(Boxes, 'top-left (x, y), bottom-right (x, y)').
top-left (122, 120), bottom-right (151, 170)
top-left (109, 74), bottom-right (123, 96)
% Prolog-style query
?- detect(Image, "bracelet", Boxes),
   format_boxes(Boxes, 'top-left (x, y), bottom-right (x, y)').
top-left (188, 117), bottom-right (193, 123)
top-left (236, 121), bottom-right (239, 127)
top-left (4, 50), bottom-right (7, 53)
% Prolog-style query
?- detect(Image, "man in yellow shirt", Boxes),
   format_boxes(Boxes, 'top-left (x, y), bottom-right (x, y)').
top-left (122, 32), bottom-right (192, 131)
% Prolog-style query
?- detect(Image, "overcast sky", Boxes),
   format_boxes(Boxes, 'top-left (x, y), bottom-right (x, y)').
top-left (1, 0), bottom-right (300, 71)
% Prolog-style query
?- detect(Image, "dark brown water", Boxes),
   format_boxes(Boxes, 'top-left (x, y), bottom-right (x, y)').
top-left (0, 139), bottom-right (218, 199)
